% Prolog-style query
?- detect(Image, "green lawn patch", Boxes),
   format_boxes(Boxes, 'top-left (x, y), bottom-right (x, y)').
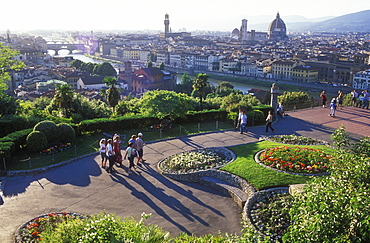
top-left (221, 141), bottom-right (336, 190)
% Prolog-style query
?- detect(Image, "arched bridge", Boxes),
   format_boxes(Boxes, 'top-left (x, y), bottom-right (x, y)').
top-left (46, 43), bottom-right (89, 54)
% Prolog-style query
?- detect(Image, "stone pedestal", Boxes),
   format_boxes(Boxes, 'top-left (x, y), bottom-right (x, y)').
top-left (270, 82), bottom-right (279, 113)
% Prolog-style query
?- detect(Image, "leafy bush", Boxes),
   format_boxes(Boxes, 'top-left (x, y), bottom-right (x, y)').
top-left (39, 212), bottom-right (170, 243)
top-left (284, 153), bottom-right (370, 242)
top-left (26, 131), bottom-right (48, 152)
top-left (33, 120), bottom-right (58, 144)
top-left (57, 123), bottom-right (76, 144)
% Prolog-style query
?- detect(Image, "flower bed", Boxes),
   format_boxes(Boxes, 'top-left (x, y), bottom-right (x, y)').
top-left (249, 188), bottom-right (293, 241)
top-left (261, 134), bottom-right (328, 145)
top-left (16, 212), bottom-right (85, 242)
top-left (257, 146), bottom-right (331, 174)
top-left (40, 143), bottom-right (72, 155)
top-left (159, 148), bottom-right (234, 174)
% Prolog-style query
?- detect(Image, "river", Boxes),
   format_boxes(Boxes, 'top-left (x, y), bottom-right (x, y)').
top-left (54, 53), bottom-right (269, 94)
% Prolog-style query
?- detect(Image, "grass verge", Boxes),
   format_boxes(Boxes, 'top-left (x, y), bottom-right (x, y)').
top-left (221, 140), bottom-right (336, 190)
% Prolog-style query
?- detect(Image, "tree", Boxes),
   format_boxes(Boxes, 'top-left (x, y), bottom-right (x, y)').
top-left (53, 84), bottom-right (75, 117)
top-left (0, 93), bottom-right (18, 116)
top-left (138, 90), bottom-right (194, 120)
top-left (95, 62), bottom-right (117, 77)
top-left (175, 72), bottom-right (193, 95)
top-left (192, 73), bottom-right (209, 109)
top-left (104, 76), bottom-right (120, 113)
top-left (0, 43), bottom-right (25, 91)
top-left (69, 59), bottom-right (83, 69)
top-left (148, 61), bottom-right (153, 68)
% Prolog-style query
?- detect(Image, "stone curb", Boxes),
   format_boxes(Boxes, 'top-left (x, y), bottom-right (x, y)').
top-left (5, 152), bottom-right (99, 177)
top-left (157, 147), bottom-right (257, 209)
top-left (244, 187), bottom-right (289, 238)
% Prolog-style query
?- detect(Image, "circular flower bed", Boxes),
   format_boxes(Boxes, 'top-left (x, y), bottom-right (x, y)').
top-left (249, 189), bottom-right (293, 241)
top-left (16, 212), bottom-right (85, 243)
top-left (159, 148), bottom-right (234, 173)
top-left (262, 134), bottom-right (328, 145)
top-left (257, 146), bottom-right (331, 174)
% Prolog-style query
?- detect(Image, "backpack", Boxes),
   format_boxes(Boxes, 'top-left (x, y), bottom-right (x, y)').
top-left (129, 147), bottom-right (137, 157)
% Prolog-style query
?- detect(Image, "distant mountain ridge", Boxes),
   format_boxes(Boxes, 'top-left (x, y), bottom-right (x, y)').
top-left (243, 10), bottom-right (370, 33)
top-left (296, 10), bottom-right (370, 32)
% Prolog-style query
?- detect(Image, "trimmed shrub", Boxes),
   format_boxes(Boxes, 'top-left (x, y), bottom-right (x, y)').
top-left (26, 131), bottom-right (48, 152)
top-left (0, 141), bottom-right (15, 160)
top-left (57, 123), bottom-right (76, 144)
top-left (1, 128), bottom-right (33, 150)
top-left (33, 120), bottom-right (58, 144)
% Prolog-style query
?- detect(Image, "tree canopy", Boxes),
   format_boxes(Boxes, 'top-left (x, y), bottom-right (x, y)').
top-left (0, 43), bottom-right (25, 91)
top-left (138, 90), bottom-right (195, 119)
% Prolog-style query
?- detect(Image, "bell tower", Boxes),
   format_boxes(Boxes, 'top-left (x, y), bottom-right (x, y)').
top-left (164, 13), bottom-right (170, 37)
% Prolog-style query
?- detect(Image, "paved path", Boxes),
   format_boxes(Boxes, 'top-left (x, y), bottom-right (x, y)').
top-left (0, 106), bottom-right (368, 242)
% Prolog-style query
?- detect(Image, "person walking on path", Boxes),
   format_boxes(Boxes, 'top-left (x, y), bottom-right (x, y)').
top-left (237, 109), bottom-right (247, 134)
top-left (362, 90), bottom-right (369, 109)
top-left (128, 135), bottom-right (137, 148)
top-left (106, 139), bottom-right (116, 173)
top-left (135, 132), bottom-right (146, 166)
top-left (337, 90), bottom-right (344, 109)
top-left (351, 90), bottom-right (359, 107)
top-left (99, 138), bottom-right (108, 168)
top-left (320, 91), bottom-right (327, 108)
top-left (277, 102), bottom-right (286, 118)
top-left (113, 134), bottom-right (122, 166)
top-left (124, 142), bottom-right (137, 174)
top-left (329, 98), bottom-right (337, 117)
top-left (265, 110), bottom-right (275, 132)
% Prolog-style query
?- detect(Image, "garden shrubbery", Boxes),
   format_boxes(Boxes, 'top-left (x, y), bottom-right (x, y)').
top-left (57, 123), bottom-right (76, 144)
top-left (26, 131), bottom-right (48, 152)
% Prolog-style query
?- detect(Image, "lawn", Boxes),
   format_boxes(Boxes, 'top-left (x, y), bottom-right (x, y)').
top-left (6, 120), bottom-right (234, 171)
top-left (221, 140), bottom-right (336, 190)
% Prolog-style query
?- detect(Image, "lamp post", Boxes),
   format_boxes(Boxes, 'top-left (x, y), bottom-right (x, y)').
top-left (333, 69), bottom-right (336, 83)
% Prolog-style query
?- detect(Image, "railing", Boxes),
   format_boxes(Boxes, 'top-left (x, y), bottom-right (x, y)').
top-left (282, 98), bottom-right (321, 112)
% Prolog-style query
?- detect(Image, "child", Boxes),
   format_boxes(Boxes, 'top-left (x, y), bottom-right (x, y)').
top-left (329, 98), bottom-right (337, 117)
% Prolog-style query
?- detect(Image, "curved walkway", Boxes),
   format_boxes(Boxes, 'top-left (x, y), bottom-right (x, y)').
top-left (0, 106), bottom-right (367, 242)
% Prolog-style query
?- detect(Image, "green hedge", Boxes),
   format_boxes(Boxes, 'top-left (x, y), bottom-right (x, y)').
top-left (0, 128), bottom-right (32, 161)
top-left (78, 115), bottom-right (159, 134)
top-left (175, 109), bottom-right (228, 124)
top-left (252, 104), bottom-right (273, 118)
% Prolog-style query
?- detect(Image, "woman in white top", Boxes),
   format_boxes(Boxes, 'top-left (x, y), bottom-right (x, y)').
top-left (99, 138), bottom-right (107, 168)
top-left (106, 139), bottom-right (116, 173)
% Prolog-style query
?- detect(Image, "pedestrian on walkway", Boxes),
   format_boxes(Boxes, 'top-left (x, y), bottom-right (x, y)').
top-left (124, 142), bottom-right (137, 174)
top-left (265, 110), bottom-right (275, 132)
top-left (320, 91), bottom-right (327, 108)
top-left (329, 98), bottom-right (337, 117)
top-left (237, 109), bottom-right (247, 134)
top-left (362, 90), bottom-right (369, 109)
top-left (337, 90), bottom-right (344, 109)
top-left (99, 138), bottom-right (107, 168)
top-left (135, 132), bottom-right (146, 166)
top-left (128, 135), bottom-right (137, 148)
top-left (277, 102), bottom-right (286, 118)
top-left (351, 90), bottom-right (359, 107)
top-left (113, 134), bottom-right (122, 166)
top-left (106, 139), bottom-right (116, 173)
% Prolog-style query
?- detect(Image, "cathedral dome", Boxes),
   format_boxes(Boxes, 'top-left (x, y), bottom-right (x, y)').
top-left (267, 12), bottom-right (288, 41)
top-left (231, 28), bottom-right (240, 39)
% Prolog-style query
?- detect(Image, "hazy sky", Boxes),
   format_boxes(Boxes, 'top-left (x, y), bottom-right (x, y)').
top-left (2, 0), bottom-right (369, 32)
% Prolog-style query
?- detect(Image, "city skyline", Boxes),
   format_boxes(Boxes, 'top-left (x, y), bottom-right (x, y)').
top-left (2, 0), bottom-right (370, 32)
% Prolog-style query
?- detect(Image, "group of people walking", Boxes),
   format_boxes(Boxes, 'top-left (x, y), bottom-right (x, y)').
top-left (99, 133), bottom-right (146, 174)
top-left (321, 89), bottom-right (369, 118)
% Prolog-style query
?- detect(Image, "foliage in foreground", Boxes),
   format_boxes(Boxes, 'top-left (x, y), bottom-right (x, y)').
top-left (39, 212), bottom-right (170, 243)
top-left (283, 127), bottom-right (370, 242)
